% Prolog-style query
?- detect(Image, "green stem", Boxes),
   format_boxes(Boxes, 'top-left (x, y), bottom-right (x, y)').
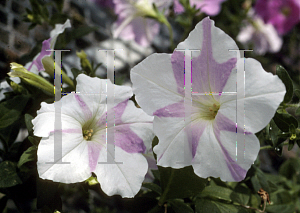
top-left (285, 103), bottom-right (300, 108)
top-left (159, 18), bottom-right (174, 50)
top-left (158, 169), bottom-right (175, 205)
top-left (260, 141), bottom-right (289, 150)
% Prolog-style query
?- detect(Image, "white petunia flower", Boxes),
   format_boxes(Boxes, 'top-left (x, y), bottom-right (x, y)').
top-left (131, 17), bottom-right (286, 182)
top-left (32, 74), bottom-right (154, 197)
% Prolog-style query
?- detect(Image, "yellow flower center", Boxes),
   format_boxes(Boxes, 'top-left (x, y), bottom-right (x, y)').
top-left (83, 129), bottom-right (94, 141)
top-left (281, 6), bottom-right (291, 17)
top-left (199, 103), bottom-right (220, 120)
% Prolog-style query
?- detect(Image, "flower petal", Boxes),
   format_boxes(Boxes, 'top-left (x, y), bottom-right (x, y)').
top-left (32, 94), bottom-right (96, 137)
top-left (94, 146), bottom-right (148, 198)
top-left (131, 53), bottom-right (183, 116)
top-left (192, 114), bottom-right (259, 182)
top-left (37, 131), bottom-right (90, 183)
top-left (220, 58), bottom-right (286, 133)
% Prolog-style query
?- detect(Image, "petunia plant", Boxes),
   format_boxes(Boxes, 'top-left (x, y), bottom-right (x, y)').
top-left (32, 74), bottom-right (154, 198)
top-left (2, 1), bottom-right (300, 212)
top-left (131, 17), bottom-right (286, 182)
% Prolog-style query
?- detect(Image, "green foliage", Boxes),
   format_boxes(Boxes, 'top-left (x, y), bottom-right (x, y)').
top-left (158, 166), bottom-right (207, 202)
top-left (0, 95), bottom-right (30, 129)
top-left (276, 65), bottom-right (294, 104)
top-left (169, 199), bottom-right (194, 213)
top-left (0, 161), bottom-right (22, 188)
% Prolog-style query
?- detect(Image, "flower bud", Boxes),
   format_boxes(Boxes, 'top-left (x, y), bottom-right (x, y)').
top-left (9, 62), bottom-right (54, 95)
top-left (42, 56), bottom-right (74, 88)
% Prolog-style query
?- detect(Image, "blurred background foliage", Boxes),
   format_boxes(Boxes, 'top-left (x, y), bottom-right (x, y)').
top-left (0, 0), bottom-right (300, 212)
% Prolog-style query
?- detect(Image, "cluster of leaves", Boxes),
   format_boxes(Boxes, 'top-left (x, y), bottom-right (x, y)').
top-left (1, 0), bottom-right (300, 212)
top-left (135, 138), bottom-right (300, 213)
top-left (257, 65), bottom-right (300, 156)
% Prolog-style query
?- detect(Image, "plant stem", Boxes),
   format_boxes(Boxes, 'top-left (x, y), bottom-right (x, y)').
top-left (260, 141), bottom-right (289, 150)
top-left (158, 169), bottom-right (175, 206)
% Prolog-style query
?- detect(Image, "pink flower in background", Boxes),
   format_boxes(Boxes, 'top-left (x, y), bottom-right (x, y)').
top-left (254, 0), bottom-right (300, 35)
top-left (174, 0), bottom-right (226, 16)
top-left (112, 0), bottom-right (171, 47)
top-left (237, 11), bottom-right (282, 55)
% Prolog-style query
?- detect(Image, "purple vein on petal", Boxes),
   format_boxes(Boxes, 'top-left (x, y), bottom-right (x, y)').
top-left (213, 112), bottom-right (248, 181)
top-left (28, 38), bottom-right (52, 72)
top-left (191, 18), bottom-right (237, 95)
top-left (88, 141), bottom-right (102, 172)
top-left (74, 94), bottom-right (93, 120)
top-left (188, 121), bottom-right (207, 158)
top-left (97, 100), bottom-right (146, 153)
top-left (153, 101), bottom-right (185, 117)
top-left (171, 51), bottom-right (185, 96)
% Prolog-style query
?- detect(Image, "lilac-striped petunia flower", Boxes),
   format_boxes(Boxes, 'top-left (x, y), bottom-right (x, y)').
top-left (32, 74), bottom-right (154, 197)
top-left (112, 0), bottom-right (171, 47)
top-left (254, 0), bottom-right (300, 35)
top-left (174, 0), bottom-right (226, 16)
top-left (26, 19), bottom-right (71, 74)
top-left (131, 17), bottom-right (286, 182)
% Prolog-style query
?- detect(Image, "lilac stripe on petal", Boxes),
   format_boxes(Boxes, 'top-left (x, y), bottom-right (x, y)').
top-left (215, 112), bottom-right (252, 135)
top-left (88, 142), bottom-right (102, 172)
top-left (171, 51), bottom-right (185, 95)
top-left (97, 100), bottom-right (128, 127)
top-left (191, 18), bottom-right (237, 94)
top-left (188, 122), bottom-right (207, 158)
top-left (75, 94), bottom-right (93, 120)
top-left (213, 112), bottom-right (248, 181)
top-left (114, 124), bottom-right (146, 153)
top-left (28, 38), bottom-right (52, 72)
top-left (153, 101), bottom-right (185, 117)
top-left (97, 100), bottom-right (146, 153)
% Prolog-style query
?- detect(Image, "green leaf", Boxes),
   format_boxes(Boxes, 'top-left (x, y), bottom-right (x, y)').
top-left (295, 107), bottom-right (300, 116)
top-left (279, 158), bottom-right (300, 180)
top-left (17, 146), bottom-right (37, 168)
top-left (269, 119), bottom-right (280, 147)
top-left (152, 169), bottom-right (160, 181)
top-left (148, 204), bottom-right (164, 213)
top-left (28, 136), bottom-right (40, 146)
top-left (0, 120), bottom-right (20, 147)
top-left (69, 26), bottom-right (98, 40)
top-left (273, 111), bottom-right (298, 132)
top-left (24, 114), bottom-right (34, 135)
top-left (265, 203), bottom-right (295, 213)
top-left (248, 165), bottom-right (270, 194)
top-left (266, 191), bottom-right (294, 213)
top-left (71, 68), bottom-right (83, 87)
top-left (169, 199), bottom-right (194, 213)
top-left (276, 65), bottom-right (293, 103)
top-left (0, 161), bottom-right (22, 188)
top-left (195, 198), bottom-right (249, 213)
top-left (0, 95), bottom-right (30, 129)
top-left (294, 89), bottom-right (300, 99)
top-left (158, 166), bottom-right (207, 201)
top-left (142, 182), bottom-right (162, 195)
top-left (230, 184), bottom-right (251, 205)
top-left (199, 185), bottom-right (233, 202)
top-left (53, 0), bottom-right (64, 12)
